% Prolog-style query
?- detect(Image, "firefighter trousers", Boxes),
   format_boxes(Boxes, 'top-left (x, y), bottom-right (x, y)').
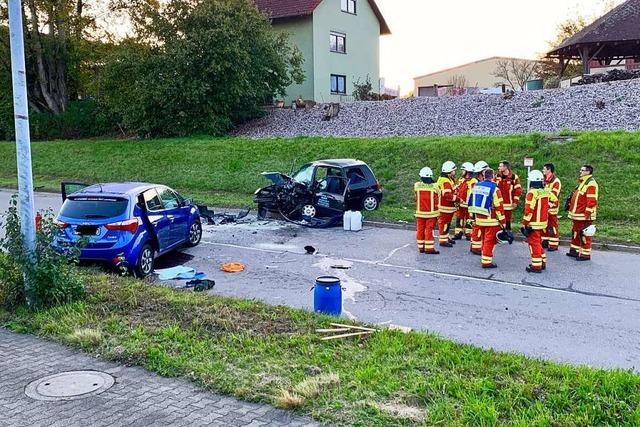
top-left (438, 212), bottom-right (455, 245)
top-left (455, 207), bottom-right (470, 237)
top-left (527, 229), bottom-right (546, 271)
top-left (470, 221), bottom-right (483, 254)
top-left (571, 220), bottom-right (593, 259)
top-left (504, 210), bottom-right (514, 229)
top-left (480, 225), bottom-right (501, 267)
top-left (416, 217), bottom-right (438, 253)
top-left (542, 214), bottom-right (560, 250)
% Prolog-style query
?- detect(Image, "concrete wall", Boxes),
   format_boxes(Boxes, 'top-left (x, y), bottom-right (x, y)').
top-left (414, 57), bottom-right (524, 95)
top-left (271, 17), bottom-right (315, 105)
top-left (312, 0), bottom-right (380, 102)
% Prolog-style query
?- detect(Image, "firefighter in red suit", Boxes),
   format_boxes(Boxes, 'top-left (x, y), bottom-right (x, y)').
top-left (437, 161), bottom-right (458, 248)
top-left (521, 170), bottom-right (557, 273)
top-left (542, 163), bottom-right (562, 251)
top-left (414, 167), bottom-right (440, 255)
top-left (454, 162), bottom-right (476, 240)
top-left (468, 168), bottom-right (507, 268)
top-left (567, 165), bottom-right (599, 261)
top-left (497, 160), bottom-right (522, 230)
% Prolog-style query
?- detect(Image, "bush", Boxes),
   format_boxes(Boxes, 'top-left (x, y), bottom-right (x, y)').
top-left (0, 196), bottom-right (85, 309)
top-left (30, 99), bottom-right (118, 140)
top-left (100, 0), bottom-right (304, 138)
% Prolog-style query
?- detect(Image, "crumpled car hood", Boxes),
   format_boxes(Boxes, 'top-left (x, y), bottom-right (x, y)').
top-left (261, 172), bottom-right (291, 186)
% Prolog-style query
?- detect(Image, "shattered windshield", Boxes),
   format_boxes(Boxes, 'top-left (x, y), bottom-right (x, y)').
top-left (293, 164), bottom-right (315, 185)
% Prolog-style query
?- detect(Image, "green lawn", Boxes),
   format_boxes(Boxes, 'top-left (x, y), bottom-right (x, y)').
top-left (2, 274), bottom-right (639, 426)
top-left (1, 131), bottom-right (639, 244)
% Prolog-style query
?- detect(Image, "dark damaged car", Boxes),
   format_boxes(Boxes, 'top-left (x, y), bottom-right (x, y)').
top-left (254, 159), bottom-right (382, 219)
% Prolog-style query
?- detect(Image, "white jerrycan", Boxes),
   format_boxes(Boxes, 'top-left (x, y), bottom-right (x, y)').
top-left (343, 211), bottom-right (352, 231)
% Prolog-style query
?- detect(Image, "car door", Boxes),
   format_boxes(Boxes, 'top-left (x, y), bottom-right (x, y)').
top-left (313, 166), bottom-right (346, 216)
top-left (142, 188), bottom-right (172, 252)
top-left (61, 182), bottom-right (90, 202)
top-left (157, 186), bottom-right (189, 245)
top-left (344, 167), bottom-right (369, 210)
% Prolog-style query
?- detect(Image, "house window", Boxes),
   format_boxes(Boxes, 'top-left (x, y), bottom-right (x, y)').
top-left (341, 0), bottom-right (356, 14)
top-left (331, 74), bottom-right (347, 94)
top-left (330, 32), bottom-right (346, 53)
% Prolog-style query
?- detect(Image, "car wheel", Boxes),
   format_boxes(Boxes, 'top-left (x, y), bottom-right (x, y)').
top-left (302, 204), bottom-right (317, 218)
top-left (186, 220), bottom-right (202, 247)
top-left (135, 243), bottom-right (155, 278)
top-left (363, 196), bottom-right (379, 211)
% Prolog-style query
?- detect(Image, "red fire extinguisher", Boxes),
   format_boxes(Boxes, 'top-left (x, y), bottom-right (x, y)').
top-left (35, 212), bottom-right (42, 232)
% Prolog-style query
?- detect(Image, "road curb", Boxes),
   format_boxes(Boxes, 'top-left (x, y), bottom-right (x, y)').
top-left (363, 220), bottom-right (640, 255)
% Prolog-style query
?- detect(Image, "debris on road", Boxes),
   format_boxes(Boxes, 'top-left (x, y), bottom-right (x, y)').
top-left (304, 246), bottom-right (317, 255)
top-left (221, 262), bottom-right (245, 273)
top-left (198, 205), bottom-right (251, 225)
top-left (155, 266), bottom-right (205, 280)
top-left (183, 279), bottom-right (216, 292)
top-left (317, 323), bottom-right (377, 340)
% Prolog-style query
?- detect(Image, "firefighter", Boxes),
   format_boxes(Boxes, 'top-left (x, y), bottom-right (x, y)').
top-left (542, 163), bottom-right (562, 251)
top-left (469, 160), bottom-right (489, 254)
top-left (414, 167), bottom-right (440, 254)
top-left (468, 168), bottom-right (508, 268)
top-left (437, 161), bottom-right (458, 248)
top-left (520, 170), bottom-right (557, 273)
top-left (454, 162), bottom-right (476, 240)
top-left (496, 160), bottom-right (523, 230)
top-left (567, 164), bottom-right (599, 261)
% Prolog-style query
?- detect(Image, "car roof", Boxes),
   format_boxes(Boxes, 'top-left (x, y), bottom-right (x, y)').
top-left (312, 159), bottom-right (367, 168)
top-left (71, 182), bottom-right (157, 198)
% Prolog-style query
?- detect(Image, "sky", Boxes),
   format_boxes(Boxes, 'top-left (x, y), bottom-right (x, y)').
top-left (375, 0), bottom-right (624, 94)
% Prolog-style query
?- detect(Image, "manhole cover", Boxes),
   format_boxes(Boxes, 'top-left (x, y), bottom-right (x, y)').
top-left (25, 370), bottom-right (115, 401)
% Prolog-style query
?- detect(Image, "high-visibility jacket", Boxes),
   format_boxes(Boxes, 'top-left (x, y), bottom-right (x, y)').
top-left (437, 176), bottom-right (457, 214)
top-left (522, 188), bottom-right (556, 229)
top-left (568, 175), bottom-right (599, 221)
top-left (469, 181), bottom-right (506, 227)
top-left (496, 171), bottom-right (522, 211)
top-left (414, 182), bottom-right (440, 219)
top-left (457, 177), bottom-right (476, 208)
top-left (544, 175), bottom-right (562, 215)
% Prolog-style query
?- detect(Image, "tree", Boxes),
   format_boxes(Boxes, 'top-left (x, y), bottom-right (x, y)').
top-left (0, 0), bottom-right (98, 114)
top-left (492, 59), bottom-right (540, 91)
top-left (101, 0), bottom-right (304, 137)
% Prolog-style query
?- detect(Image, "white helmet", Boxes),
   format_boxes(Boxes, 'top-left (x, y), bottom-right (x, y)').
top-left (528, 170), bottom-right (544, 182)
top-left (461, 162), bottom-right (475, 173)
top-left (582, 224), bottom-right (597, 237)
top-left (441, 161), bottom-right (457, 173)
top-left (474, 161), bottom-right (489, 173)
top-left (419, 167), bottom-right (433, 178)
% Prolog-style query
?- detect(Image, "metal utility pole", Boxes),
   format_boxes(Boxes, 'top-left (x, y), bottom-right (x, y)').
top-left (8, 0), bottom-right (37, 306)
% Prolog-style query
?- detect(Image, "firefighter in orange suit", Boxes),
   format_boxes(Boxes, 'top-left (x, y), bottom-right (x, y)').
top-left (521, 170), bottom-right (557, 273)
top-left (415, 167), bottom-right (440, 255)
top-left (468, 168), bottom-right (508, 268)
top-left (497, 160), bottom-right (523, 230)
top-left (567, 164), bottom-right (599, 261)
top-left (437, 161), bottom-right (458, 248)
top-left (542, 163), bottom-right (562, 251)
top-left (454, 162), bottom-right (476, 240)
top-left (469, 160), bottom-right (489, 255)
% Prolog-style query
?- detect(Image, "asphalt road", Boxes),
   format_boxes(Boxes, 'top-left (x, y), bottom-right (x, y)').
top-left (2, 189), bottom-right (640, 371)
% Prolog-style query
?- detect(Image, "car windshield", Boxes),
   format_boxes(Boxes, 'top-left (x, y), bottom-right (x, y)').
top-left (293, 164), bottom-right (315, 185)
top-left (60, 197), bottom-right (129, 219)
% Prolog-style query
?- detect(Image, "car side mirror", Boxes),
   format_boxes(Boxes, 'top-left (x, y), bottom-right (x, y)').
top-left (183, 198), bottom-right (193, 207)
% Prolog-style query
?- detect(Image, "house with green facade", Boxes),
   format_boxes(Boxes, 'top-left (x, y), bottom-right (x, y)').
top-left (255, 0), bottom-right (390, 104)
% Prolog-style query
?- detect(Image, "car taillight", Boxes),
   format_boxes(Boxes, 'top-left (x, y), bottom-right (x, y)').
top-left (54, 220), bottom-right (69, 229)
top-left (105, 219), bottom-right (139, 233)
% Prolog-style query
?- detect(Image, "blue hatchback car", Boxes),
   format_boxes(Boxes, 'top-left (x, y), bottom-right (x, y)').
top-left (54, 182), bottom-right (202, 277)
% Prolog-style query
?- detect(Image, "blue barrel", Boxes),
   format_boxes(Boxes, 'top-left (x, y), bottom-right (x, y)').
top-left (314, 276), bottom-right (342, 316)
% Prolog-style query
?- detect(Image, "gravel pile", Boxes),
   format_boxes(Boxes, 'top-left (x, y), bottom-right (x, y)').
top-left (236, 79), bottom-right (640, 138)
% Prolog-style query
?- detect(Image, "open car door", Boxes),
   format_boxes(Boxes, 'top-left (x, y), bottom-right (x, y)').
top-left (61, 182), bottom-right (90, 202)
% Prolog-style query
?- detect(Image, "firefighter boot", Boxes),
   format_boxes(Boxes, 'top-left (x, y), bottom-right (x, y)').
top-left (566, 249), bottom-right (578, 258)
top-left (526, 265), bottom-right (542, 273)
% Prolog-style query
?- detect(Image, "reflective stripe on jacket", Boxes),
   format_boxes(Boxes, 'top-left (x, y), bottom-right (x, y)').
top-left (414, 182), bottom-right (440, 219)
top-left (436, 176), bottom-right (457, 214)
top-left (496, 172), bottom-right (522, 211)
top-left (544, 175), bottom-right (562, 215)
top-left (568, 175), bottom-right (598, 221)
top-left (522, 188), bottom-right (555, 230)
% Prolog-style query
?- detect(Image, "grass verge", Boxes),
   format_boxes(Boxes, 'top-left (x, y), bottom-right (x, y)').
top-left (0, 131), bottom-right (639, 244)
top-left (2, 273), bottom-right (639, 425)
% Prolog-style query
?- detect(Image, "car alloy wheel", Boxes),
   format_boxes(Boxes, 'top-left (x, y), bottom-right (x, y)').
top-left (189, 221), bottom-right (202, 246)
top-left (302, 205), bottom-right (317, 218)
top-left (139, 247), bottom-right (154, 276)
top-left (363, 196), bottom-right (378, 211)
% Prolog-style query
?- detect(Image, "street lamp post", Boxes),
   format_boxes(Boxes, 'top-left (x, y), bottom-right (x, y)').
top-left (8, 0), bottom-right (37, 307)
